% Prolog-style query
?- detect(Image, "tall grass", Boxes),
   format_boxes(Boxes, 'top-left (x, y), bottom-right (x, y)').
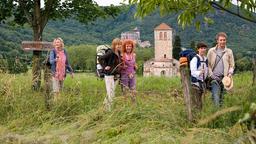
top-left (0, 71), bottom-right (255, 143)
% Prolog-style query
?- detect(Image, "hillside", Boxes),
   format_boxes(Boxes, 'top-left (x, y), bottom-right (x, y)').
top-left (0, 5), bottom-right (255, 57)
top-left (0, 72), bottom-right (255, 143)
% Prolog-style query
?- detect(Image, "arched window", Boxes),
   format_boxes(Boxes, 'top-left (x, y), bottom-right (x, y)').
top-left (159, 32), bottom-right (163, 40)
top-left (161, 70), bottom-right (166, 76)
top-left (164, 32), bottom-right (167, 40)
top-left (164, 54), bottom-right (166, 58)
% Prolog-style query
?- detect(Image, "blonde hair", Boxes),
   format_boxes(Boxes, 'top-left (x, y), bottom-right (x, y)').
top-left (122, 39), bottom-right (135, 54)
top-left (215, 32), bottom-right (227, 41)
top-left (111, 38), bottom-right (122, 52)
top-left (53, 37), bottom-right (64, 49)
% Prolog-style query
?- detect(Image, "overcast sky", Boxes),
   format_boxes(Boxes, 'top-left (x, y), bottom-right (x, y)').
top-left (94, 0), bottom-right (128, 6)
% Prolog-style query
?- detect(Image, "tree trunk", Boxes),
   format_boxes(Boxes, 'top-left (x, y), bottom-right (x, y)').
top-left (32, 51), bottom-right (42, 90)
top-left (180, 65), bottom-right (193, 121)
top-left (31, 0), bottom-right (43, 90)
top-left (44, 63), bottom-right (52, 110)
top-left (31, 25), bottom-right (43, 90)
top-left (253, 54), bottom-right (256, 86)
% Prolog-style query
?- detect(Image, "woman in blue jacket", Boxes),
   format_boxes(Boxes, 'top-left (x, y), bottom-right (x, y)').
top-left (50, 37), bottom-right (74, 100)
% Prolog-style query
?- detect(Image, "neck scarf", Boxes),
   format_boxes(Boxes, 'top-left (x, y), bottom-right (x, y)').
top-left (55, 49), bottom-right (66, 80)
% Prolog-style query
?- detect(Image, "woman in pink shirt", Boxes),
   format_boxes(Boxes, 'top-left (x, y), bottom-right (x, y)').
top-left (50, 37), bottom-right (74, 100)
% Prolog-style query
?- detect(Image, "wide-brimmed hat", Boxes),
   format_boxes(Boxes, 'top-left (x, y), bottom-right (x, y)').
top-left (222, 76), bottom-right (233, 90)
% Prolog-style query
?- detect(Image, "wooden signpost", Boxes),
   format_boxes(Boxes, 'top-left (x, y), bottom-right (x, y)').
top-left (22, 41), bottom-right (53, 109)
top-left (22, 41), bottom-right (54, 51)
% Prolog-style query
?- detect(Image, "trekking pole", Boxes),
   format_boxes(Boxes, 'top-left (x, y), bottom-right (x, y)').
top-left (202, 57), bottom-right (206, 102)
top-left (110, 62), bottom-right (124, 75)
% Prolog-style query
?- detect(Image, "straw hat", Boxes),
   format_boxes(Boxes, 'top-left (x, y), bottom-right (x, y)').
top-left (222, 76), bottom-right (233, 90)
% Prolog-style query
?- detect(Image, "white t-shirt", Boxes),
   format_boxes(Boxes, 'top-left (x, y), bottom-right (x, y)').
top-left (190, 54), bottom-right (208, 82)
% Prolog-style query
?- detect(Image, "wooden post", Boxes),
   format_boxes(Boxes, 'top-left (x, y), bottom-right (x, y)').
top-left (103, 75), bottom-right (115, 111)
top-left (180, 65), bottom-right (193, 121)
top-left (253, 54), bottom-right (256, 86)
top-left (44, 64), bottom-right (52, 110)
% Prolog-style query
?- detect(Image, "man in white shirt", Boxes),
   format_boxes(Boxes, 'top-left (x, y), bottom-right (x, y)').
top-left (190, 42), bottom-right (208, 111)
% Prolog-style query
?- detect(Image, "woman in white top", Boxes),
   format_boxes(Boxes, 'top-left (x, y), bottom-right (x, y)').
top-left (189, 42), bottom-right (208, 111)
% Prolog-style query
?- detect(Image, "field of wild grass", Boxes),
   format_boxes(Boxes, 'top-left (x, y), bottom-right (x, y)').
top-left (0, 71), bottom-right (255, 143)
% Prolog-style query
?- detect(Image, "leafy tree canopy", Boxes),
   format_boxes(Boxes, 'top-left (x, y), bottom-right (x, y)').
top-left (0, 0), bottom-right (120, 25)
top-left (129, 0), bottom-right (256, 29)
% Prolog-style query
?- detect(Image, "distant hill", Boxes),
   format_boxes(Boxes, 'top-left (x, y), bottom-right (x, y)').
top-left (0, 5), bottom-right (255, 57)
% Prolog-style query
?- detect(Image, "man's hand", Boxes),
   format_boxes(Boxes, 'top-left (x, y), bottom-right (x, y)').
top-left (200, 69), bottom-right (205, 75)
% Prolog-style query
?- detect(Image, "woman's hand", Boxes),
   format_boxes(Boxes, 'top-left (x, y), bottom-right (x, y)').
top-left (134, 64), bottom-right (138, 70)
top-left (70, 73), bottom-right (74, 79)
top-left (105, 66), bottom-right (111, 70)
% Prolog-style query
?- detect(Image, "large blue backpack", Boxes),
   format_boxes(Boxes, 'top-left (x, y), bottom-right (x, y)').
top-left (179, 49), bottom-right (208, 82)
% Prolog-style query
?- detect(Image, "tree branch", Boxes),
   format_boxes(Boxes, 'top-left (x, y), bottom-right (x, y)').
top-left (210, 1), bottom-right (256, 23)
top-left (41, 0), bottom-right (55, 29)
top-left (18, 0), bottom-right (32, 25)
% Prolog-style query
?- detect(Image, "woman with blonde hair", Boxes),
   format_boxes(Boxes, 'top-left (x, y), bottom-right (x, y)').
top-left (50, 37), bottom-right (74, 100)
top-left (98, 38), bottom-right (122, 111)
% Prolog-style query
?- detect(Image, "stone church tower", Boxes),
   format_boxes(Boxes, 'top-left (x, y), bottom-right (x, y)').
top-left (154, 23), bottom-right (173, 60)
top-left (143, 23), bottom-right (179, 77)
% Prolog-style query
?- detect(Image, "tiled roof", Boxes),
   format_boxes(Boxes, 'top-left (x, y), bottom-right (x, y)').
top-left (154, 23), bottom-right (172, 30)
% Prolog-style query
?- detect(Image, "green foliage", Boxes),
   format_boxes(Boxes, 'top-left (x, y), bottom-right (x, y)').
top-left (129, 0), bottom-right (256, 29)
top-left (173, 35), bottom-right (182, 59)
top-left (0, 0), bottom-right (121, 26)
top-left (135, 47), bottom-right (154, 75)
top-left (0, 5), bottom-right (256, 75)
top-left (1, 6), bottom-right (256, 55)
top-left (66, 45), bottom-right (154, 74)
top-left (66, 45), bottom-right (97, 72)
top-left (0, 60), bottom-right (7, 73)
top-left (190, 40), bottom-right (196, 51)
top-left (236, 56), bottom-right (253, 72)
top-left (6, 57), bottom-right (28, 74)
top-left (0, 53), bottom-right (28, 74)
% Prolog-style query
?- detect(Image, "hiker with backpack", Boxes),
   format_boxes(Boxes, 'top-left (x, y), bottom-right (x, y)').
top-left (120, 39), bottom-right (137, 103)
top-left (190, 42), bottom-right (208, 111)
top-left (50, 37), bottom-right (74, 101)
top-left (207, 32), bottom-right (235, 107)
top-left (98, 38), bottom-right (122, 111)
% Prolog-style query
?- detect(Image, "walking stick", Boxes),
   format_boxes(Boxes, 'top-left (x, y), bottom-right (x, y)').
top-left (202, 57), bottom-right (206, 102)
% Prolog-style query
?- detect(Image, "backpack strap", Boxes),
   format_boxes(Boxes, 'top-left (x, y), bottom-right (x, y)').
top-left (196, 55), bottom-right (208, 69)
top-left (196, 55), bottom-right (200, 69)
top-left (52, 48), bottom-right (56, 58)
top-left (212, 52), bottom-right (225, 72)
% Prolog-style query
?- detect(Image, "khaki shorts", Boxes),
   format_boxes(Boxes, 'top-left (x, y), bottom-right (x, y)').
top-left (52, 78), bottom-right (64, 93)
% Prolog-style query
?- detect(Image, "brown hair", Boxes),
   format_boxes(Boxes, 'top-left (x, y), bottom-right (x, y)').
top-left (122, 39), bottom-right (135, 53)
top-left (196, 42), bottom-right (207, 49)
top-left (215, 32), bottom-right (227, 41)
top-left (111, 38), bottom-right (122, 52)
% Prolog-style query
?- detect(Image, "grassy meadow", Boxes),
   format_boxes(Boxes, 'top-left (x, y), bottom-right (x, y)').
top-left (0, 71), bottom-right (255, 143)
